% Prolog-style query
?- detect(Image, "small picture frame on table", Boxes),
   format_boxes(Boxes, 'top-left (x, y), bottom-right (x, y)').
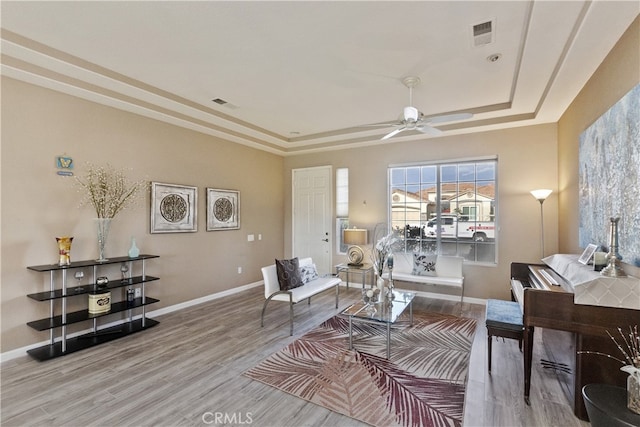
top-left (578, 244), bottom-right (598, 265)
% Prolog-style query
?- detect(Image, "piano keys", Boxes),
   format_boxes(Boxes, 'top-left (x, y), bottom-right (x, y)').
top-left (510, 258), bottom-right (639, 420)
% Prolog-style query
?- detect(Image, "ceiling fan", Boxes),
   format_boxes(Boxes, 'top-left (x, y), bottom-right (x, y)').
top-left (368, 76), bottom-right (473, 140)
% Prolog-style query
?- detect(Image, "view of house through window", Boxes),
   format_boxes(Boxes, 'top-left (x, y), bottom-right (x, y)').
top-left (388, 159), bottom-right (497, 263)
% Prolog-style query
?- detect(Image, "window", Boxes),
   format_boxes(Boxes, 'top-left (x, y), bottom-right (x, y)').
top-left (336, 168), bottom-right (349, 254)
top-left (388, 159), bottom-right (497, 263)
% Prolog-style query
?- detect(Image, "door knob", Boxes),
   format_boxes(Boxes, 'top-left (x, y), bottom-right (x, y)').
top-left (322, 238), bottom-right (329, 242)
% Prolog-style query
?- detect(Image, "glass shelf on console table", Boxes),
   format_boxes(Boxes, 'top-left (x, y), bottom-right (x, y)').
top-left (26, 254), bottom-right (160, 361)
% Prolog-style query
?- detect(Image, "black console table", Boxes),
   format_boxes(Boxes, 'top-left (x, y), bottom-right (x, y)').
top-left (26, 255), bottom-right (160, 361)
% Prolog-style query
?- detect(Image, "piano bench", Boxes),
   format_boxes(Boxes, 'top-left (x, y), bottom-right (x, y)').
top-left (486, 299), bottom-right (524, 373)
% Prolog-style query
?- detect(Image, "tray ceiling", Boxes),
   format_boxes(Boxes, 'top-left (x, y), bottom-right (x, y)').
top-left (1, 1), bottom-right (638, 154)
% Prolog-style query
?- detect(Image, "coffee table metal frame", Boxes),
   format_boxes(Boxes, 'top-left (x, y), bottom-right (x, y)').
top-left (342, 290), bottom-right (415, 359)
top-left (335, 263), bottom-right (375, 290)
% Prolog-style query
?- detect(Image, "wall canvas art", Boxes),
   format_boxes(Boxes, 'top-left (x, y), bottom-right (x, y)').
top-left (150, 182), bottom-right (198, 233)
top-left (207, 188), bottom-right (240, 231)
top-left (579, 83), bottom-right (640, 266)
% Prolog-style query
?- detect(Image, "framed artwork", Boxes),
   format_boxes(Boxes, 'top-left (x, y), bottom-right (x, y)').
top-left (150, 182), bottom-right (197, 233)
top-left (579, 84), bottom-right (640, 266)
top-left (207, 188), bottom-right (240, 231)
top-left (578, 244), bottom-right (598, 265)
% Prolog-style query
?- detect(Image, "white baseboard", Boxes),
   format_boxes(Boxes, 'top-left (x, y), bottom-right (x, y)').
top-left (1, 280), bottom-right (263, 363)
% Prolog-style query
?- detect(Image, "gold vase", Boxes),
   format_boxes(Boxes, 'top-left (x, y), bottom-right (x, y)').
top-left (56, 236), bottom-right (73, 266)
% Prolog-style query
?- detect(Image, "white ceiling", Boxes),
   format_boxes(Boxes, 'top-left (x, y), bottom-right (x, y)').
top-left (1, 1), bottom-right (638, 154)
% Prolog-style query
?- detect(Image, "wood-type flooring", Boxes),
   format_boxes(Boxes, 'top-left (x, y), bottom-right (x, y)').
top-left (1, 286), bottom-right (590, 426)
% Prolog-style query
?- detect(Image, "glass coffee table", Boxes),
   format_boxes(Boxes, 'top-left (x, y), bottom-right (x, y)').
top-left (341, 290), bottom-right (415, 358)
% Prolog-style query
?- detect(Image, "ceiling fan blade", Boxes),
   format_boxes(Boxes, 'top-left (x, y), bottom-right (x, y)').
top-left (381, 127), bottom-right (406, 140)
top-left (416, 125), bottom-right (443, 136)
top-left (424, 112), bottom-right (473, 124)
top-left (360, 121), bottom-right (402, 128)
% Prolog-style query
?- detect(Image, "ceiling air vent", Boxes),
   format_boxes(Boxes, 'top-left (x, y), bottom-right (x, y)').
top-left (472, 20), bottom-right (495, 47)
top-left (211, 98), bottom-right (238, 109)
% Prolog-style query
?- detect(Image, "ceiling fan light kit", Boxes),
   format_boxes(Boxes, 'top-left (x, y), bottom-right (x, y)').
top-left (373, 76), bottom-right (473, 140)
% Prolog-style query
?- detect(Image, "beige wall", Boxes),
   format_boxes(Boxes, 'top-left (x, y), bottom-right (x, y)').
top-left (1, 77), bottom-right (284, 352)
top-left (557, 16), bottom-right (639, 268)
top-left (284, 124), bottom-right (559, 301)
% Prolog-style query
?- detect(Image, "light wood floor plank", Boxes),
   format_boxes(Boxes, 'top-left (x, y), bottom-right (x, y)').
top-left (1, 286), bottom-right (589, 426)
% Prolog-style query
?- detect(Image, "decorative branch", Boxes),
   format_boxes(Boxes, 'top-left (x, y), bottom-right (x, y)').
top-left (74, 163), bottom-right (148, 218)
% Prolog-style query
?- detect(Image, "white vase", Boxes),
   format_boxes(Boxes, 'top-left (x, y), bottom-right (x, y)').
top-left (128, 237), bottom-right (140, 258)
top-left (629, 372), bottom-right (640, 415)
top-left (377, 276), bottom-right (385, 299)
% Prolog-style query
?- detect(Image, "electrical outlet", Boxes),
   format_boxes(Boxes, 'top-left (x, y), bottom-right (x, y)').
top-left (134, 288), bottom-right (141, 298)
top-left (237, 267), bottom-right (242, 274)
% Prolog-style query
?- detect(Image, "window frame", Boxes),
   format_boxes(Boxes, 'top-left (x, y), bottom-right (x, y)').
top-left (387, 156), bottom-right (498, 265)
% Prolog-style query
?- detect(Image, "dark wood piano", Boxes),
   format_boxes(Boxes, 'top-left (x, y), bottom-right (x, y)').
top-left (511, 258), bottom-right (639, 420)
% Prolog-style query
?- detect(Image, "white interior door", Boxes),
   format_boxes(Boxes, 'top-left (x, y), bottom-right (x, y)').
top-left (292, 166), bottom-right (332, 274)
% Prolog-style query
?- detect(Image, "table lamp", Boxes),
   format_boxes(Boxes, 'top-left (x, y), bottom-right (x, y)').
top-left (343, 228), bottom-right (368, 266)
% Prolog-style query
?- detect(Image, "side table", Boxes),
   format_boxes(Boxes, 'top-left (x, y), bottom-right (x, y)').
top-left (335, 263), bottom-right (374, 290)
top-left (582, 384), bottom-right (640, 427)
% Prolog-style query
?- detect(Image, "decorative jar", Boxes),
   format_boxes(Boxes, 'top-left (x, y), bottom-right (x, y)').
top-left (88, 290), bottom-right (111, 314)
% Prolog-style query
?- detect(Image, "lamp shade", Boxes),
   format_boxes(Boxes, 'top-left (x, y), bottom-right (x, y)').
top-left (530, 189), bottom-right (552, 201)
top-left (343, 228), bottom-right (368, 245)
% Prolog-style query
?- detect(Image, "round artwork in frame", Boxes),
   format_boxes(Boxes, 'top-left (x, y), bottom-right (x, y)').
top-left (160, 194), bottom-right (188, 223)
top-left (207, 188), bottom-right (240, 231)
top-left (213, 197), bottom-right (234, 222)
top-left (150, 182), bottom-right (198, 233)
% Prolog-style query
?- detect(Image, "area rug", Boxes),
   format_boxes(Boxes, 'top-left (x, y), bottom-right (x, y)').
top-left (244, 311), bottom-right (477, 427)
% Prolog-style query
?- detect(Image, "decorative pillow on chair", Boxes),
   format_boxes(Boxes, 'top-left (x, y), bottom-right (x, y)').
top-left (299, 264), bottom-right (319, 284)
top-left (412, 253), bottom-right (437, 276)
top-left (276, 258), bottom-right (304, 290)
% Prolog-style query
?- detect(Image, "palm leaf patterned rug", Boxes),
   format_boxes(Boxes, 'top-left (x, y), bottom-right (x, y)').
top-left (244, 311), bottom-right (477, 427)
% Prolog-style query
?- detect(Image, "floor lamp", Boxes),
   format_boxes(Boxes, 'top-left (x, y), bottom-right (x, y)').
top-left (530, 189), bottom-right (552, 259)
